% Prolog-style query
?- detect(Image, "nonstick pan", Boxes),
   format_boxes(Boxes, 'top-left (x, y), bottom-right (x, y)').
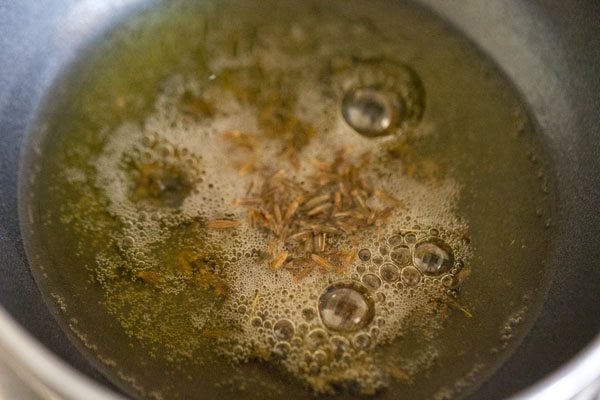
top-left (0, 0), bottom-right (598, 398)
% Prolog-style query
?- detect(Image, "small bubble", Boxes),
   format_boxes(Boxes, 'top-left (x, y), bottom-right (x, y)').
top-left (413, 239), bottom-right (454, 275)
top-left (263, 320), bottom-right (273, 329)
top-left (404, 233), bottom-right (417, 244)
top-left (291, 337), bottom-right (303, 348)
top-left (441, 274), bottom-right (459, 288)
top-left (313, 350), bottom-right (328, 365)
top-left (232, 344), bottom-right (245, 356)
top-left (330, 336), bottom-right (350, 360)
top-left (352, 332), bottom-right (372, 349)
top-left (141, 133), bottom-right (157, 148)
top-left (358, 248), bottom-right (371, 261)
top-left (318, 281), bottom-right (375, 332)
top-left (356, 265), bottom-right (366, 274)
top-left (370, 326), bottom-right (380, 338)
top-left (306, 329), bottom-right (328, 351)
top-left (454, 261), bottom-right (464, 271)
top-left (273, 341), bottom-right (291, 358)
top-left (362, 273), bottom-right (382, 290)
top-left (251, 317), bottom-right (263, 328)
top-left (298, 360), bottom-right (309, 372)
top-left (372, 256), bottom-right (384, 266)
top-left (308, 362), bottom-right (321, 375)
top-left (121, 236), bottom-right (135, 248)
top-left (391, 245), bottom-right (411, 265)
top-left (302, 308), bottom-right (316, 322)
top-left (380, 263), bottom-right (401, 282)
top-left (401, 266), bottom-right (421, 286)
top-left (379, 245), bottom-right (390, 256)
top-left (342, 87), bottom-right (401, 137)
top-left (159, 143), bottom-right (174, 157)
top-left (375, 292), bottom-right (386, 303)
top-left (388, 235), bottom-right (403, 246)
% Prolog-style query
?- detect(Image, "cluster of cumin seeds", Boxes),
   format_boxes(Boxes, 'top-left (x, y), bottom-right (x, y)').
top-left (212, 131), bottom-right (401, 280)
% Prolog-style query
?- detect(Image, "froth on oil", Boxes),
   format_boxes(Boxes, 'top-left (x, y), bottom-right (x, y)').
top-left (88, 47), bottom-right (472, 394)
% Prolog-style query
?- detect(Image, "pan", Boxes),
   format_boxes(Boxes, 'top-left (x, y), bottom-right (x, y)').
top-left (0, 0), bottom-right (598, 399)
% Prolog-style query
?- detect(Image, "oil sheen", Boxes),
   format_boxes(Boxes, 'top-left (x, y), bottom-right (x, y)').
top-left (20, 1), bottom-right (555, 399)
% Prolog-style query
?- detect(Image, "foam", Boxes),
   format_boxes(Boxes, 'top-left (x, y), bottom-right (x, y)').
top-left (90, 36), bottom-right (470, 394)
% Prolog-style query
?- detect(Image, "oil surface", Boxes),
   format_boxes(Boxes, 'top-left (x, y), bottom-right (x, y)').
top-left (20, 1), bottom-right (554, 399)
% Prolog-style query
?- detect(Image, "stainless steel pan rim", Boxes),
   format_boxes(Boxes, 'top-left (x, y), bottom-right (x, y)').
top-left (0, 307), bottom-right (123, 400)
top-left (1, 304), bottom-right (599, 399)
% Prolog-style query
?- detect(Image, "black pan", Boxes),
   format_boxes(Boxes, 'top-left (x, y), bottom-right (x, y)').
top-left (0, 0), bottom-right (598, 398)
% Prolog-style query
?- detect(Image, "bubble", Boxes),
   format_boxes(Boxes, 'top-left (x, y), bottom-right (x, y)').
top-left (375, 292), bottom-right (386, 303)
top-left (251, 317), bottom-right (263, 327)
top-left (302, 308), bottom-right (316, 322)
top-left (318, 281), bottom-right (375, 332)
top-left (372, 256), bottom-right (384, 266)
top-left (370, 326), bottom-right (380, 338)
top-left (362, 273), bottom-right (382, 290)
top-left (352, 332), bottom-right (372, 349)
top-left (413, 239), bottom-right (453, 275)
top-left (263, 320), bottom-right (273, 330)
top-left (390, 245), bottom-right (411, 265)
top-left (291, 337), bottom-right (303, 348)
top-left (298, 322), bottom-right (309, 334)
top-left (273, 341), bottom-right (292, 358)
top-left (401, 266), bottom-right (421, 286)
top-left (308, 362), bottom-right (321, 375)
top-left (330, 335), bottom-right (350, 360)
top-left (306, 329), bottom-right (328, 351)
top-left (158, 143), bottom-right (175, 157)
top-left (388, 235), bottom-right (403, 246)
top-left (141, 133), bottom-right (158, 148)
top-left (272, 319), bottom-right (295, 341)
top-left (379, 245), bottom-right (390, 256)
top-left (232, 344), bottom-right (245, 357)
top-left (122, 236), bottom-right (135, 247)
top-left (404, 233), bottom-right (417, 244)
top-left (334, 58), bottom-right (426, 135)
top-left (358, 248), bottom-right (371, 261)
top-left (441, 274), bottom-right (459, 288)
top-left (356, 264), bottom-right (366, 274)
top-left (380, 263), bottom-right (401, 282)
top-left (342, 87), bottom-right (401, 137)
top-left (313, 350), bottom-right (328, 365)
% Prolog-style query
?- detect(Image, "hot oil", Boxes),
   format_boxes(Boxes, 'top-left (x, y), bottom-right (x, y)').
top-left (21, 0), bottom-right (554, 399)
